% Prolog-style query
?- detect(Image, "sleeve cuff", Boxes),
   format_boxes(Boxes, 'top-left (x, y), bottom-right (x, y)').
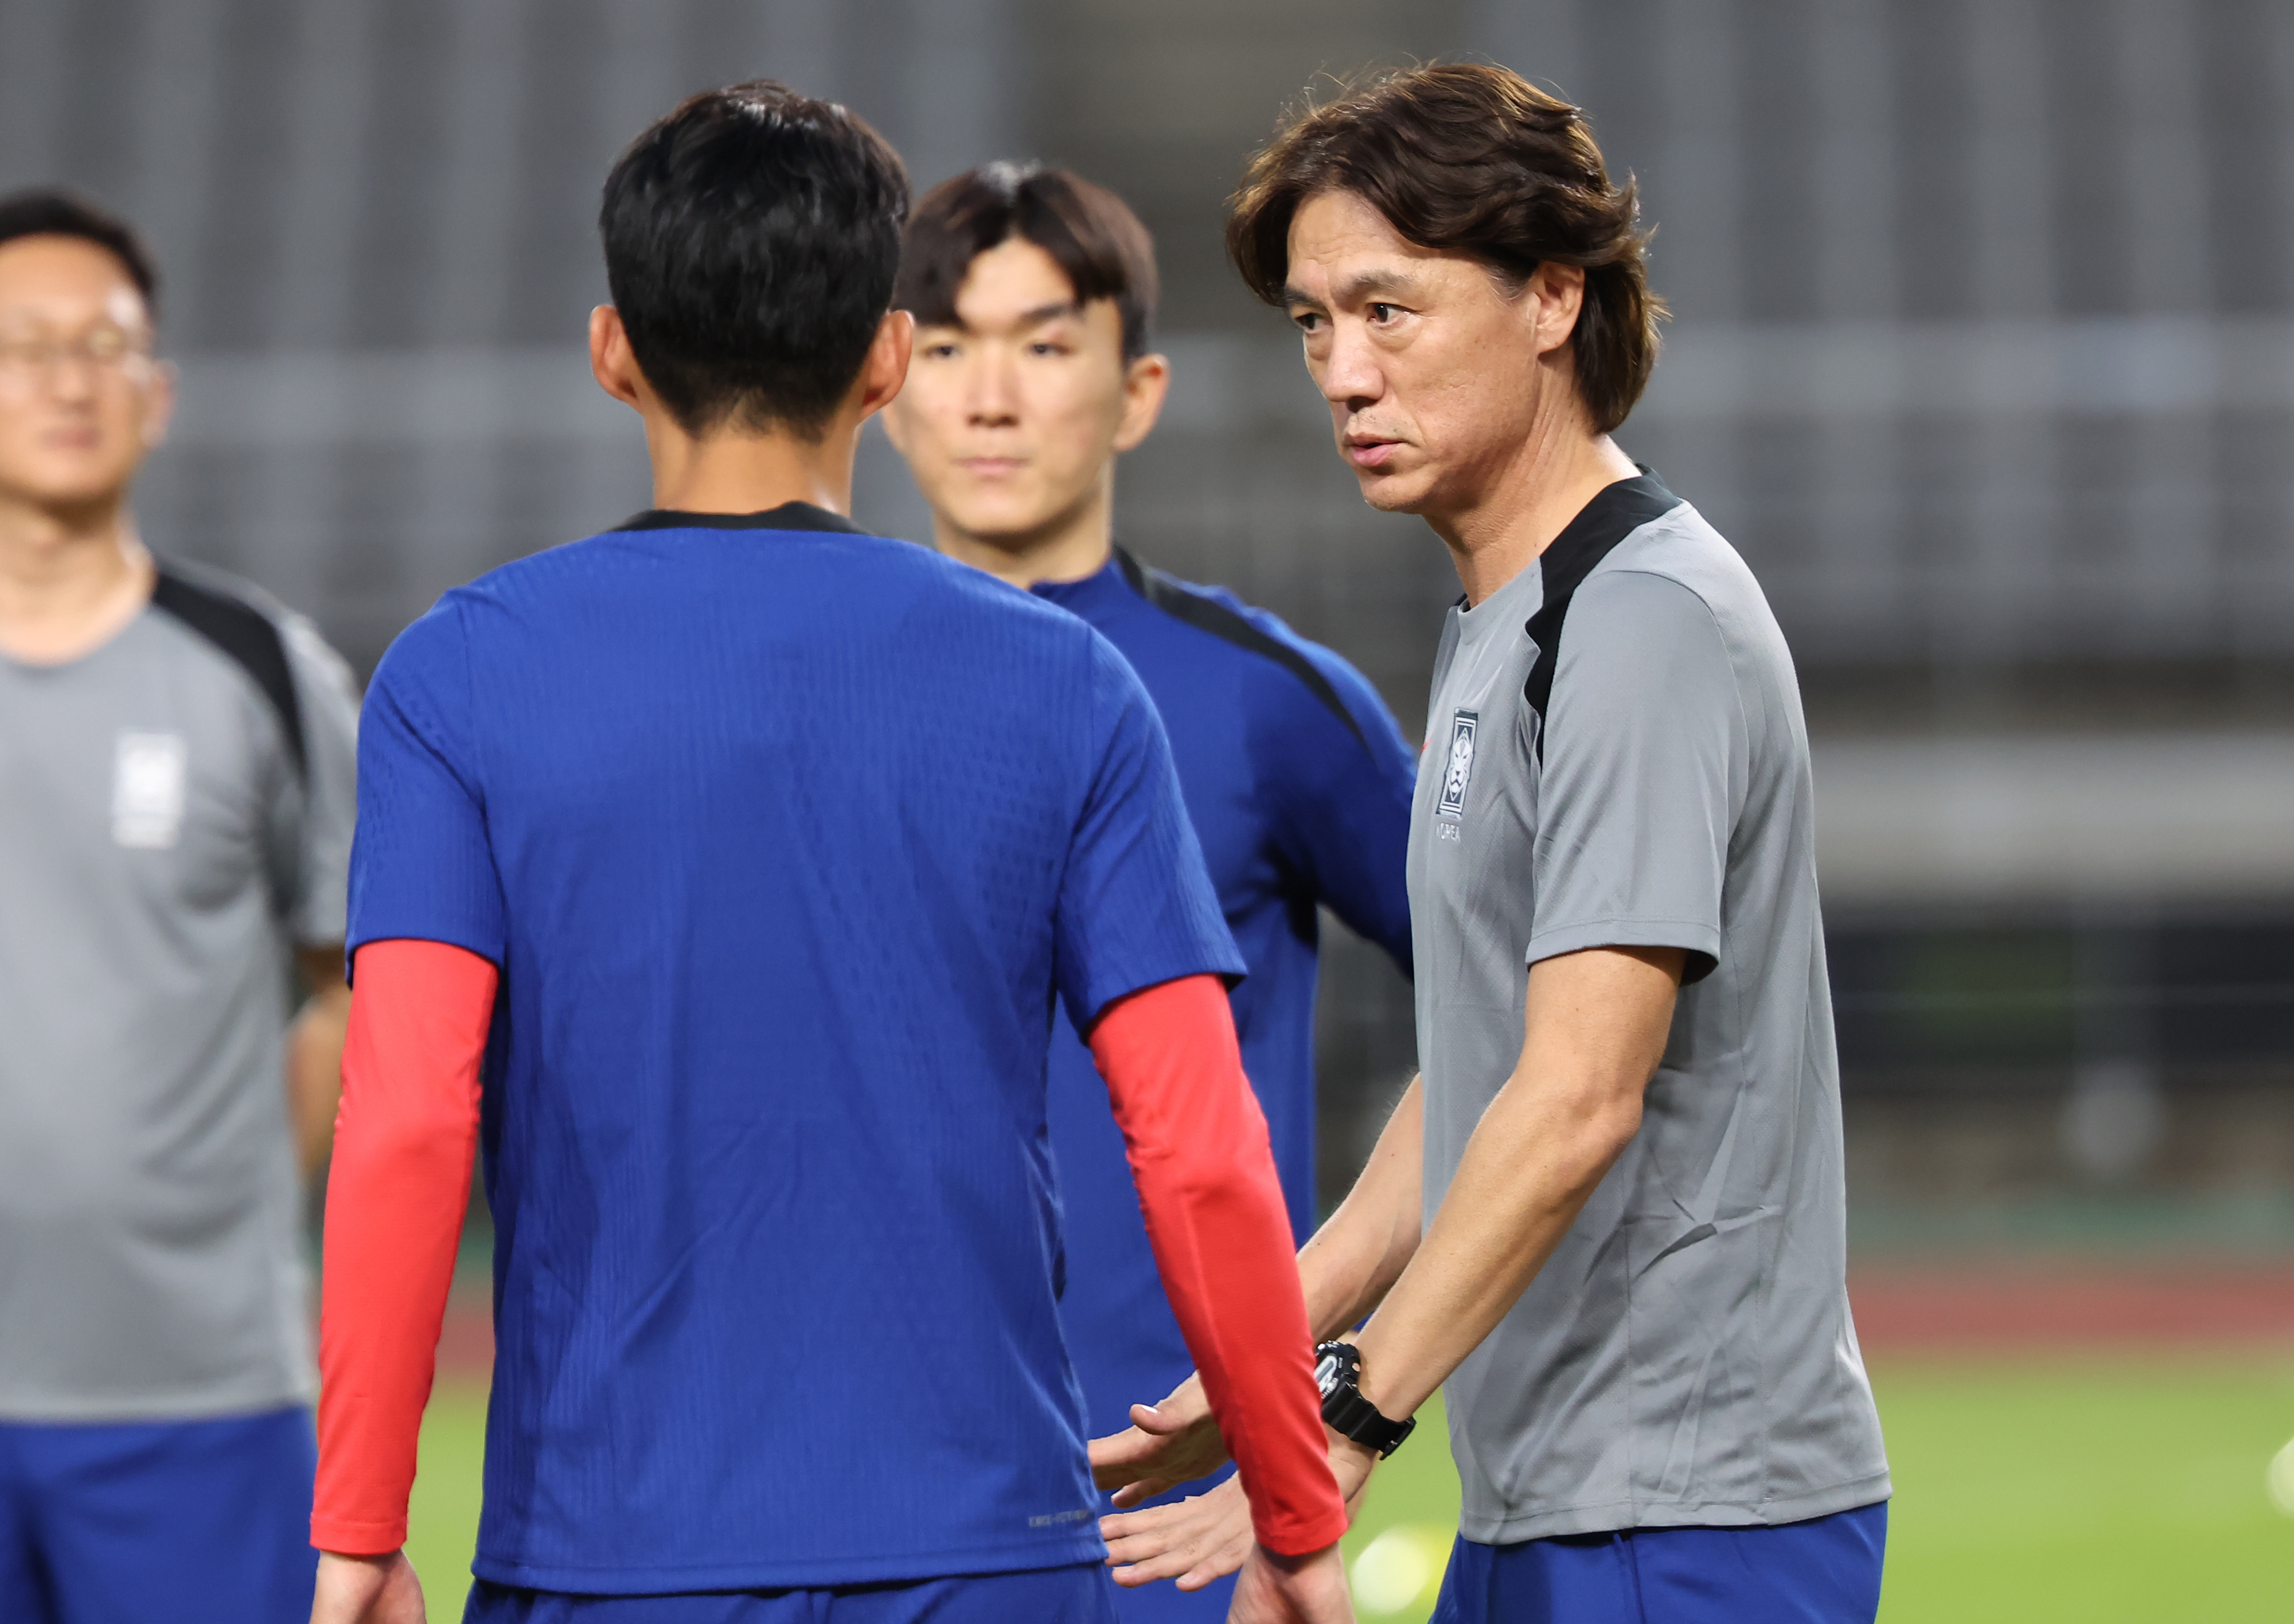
top-left (1526, 917), bottom-right (1721, 985)
top-left (344, 926), bottom-right (506, 981)
top-left (310, 1513), bottom-right (406, 1556)
top-left (1253, 1502), bottom-right (1352, 1557)
top-left (1071, 955), bottom-right (1247, 1036)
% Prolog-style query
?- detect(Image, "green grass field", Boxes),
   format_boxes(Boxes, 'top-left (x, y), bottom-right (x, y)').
top-left (404, 1353), bottom-right (2294, 1621)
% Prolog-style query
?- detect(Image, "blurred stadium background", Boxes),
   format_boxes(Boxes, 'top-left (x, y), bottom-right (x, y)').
top-left (7, 0), bottom-right (2291, 1617)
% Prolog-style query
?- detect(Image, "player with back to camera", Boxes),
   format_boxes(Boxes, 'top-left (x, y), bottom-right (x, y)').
top-left (0, 190), bottom-right (361, 1624)
top-left (1093, 63), bottom-right (1893, 1624)
top-left (306, 82), bottom-right (1355, 1624)
top-left (880, 163), bottom-right (1417, 1623)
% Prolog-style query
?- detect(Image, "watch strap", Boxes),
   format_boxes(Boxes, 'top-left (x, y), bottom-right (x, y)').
top-left (1313, 1341), bottom-right (1415, 1458)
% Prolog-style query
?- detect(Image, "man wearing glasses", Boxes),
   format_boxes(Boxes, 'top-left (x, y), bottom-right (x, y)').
top-left (0, 188), bottom-right (361, 1624)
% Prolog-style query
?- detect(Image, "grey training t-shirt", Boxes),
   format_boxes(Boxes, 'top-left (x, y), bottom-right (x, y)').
top-left (1410, 474), bottom-right (1889, 1543)
top-left (0, 560), bottom-right (358, 1421)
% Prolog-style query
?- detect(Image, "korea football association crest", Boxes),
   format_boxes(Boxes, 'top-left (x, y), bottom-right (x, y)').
top-left (1437, 710), bottom-right (1478, 821)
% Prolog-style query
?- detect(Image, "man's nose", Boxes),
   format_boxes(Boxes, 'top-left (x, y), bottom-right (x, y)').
top-left (47, 350), bottom-right (102, 403)
top-left (965, 347), bottom-right (1022, 425)
top-left (1320, 325), bottom-right (1383, 409)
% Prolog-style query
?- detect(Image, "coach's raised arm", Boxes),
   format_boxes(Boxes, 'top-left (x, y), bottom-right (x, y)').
top-left (1097, 63), bottom-right (1890, 1624)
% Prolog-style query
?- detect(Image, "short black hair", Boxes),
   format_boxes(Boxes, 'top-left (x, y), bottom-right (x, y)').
top-left (0, 187), bottom-right (161, 320)
top-left (600, 81), bottom-right (908, 440)
top-left (895, 164), bottom-right (1158, 362)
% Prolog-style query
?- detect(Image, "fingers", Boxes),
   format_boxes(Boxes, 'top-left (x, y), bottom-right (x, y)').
top-left (1092, 1431), bottom-right (1156, 1477)
top-left (1090, 1427), bottom-right (1153, 1481)
top-left (1090, 1406), bottom-right (1231, 1493)
top-left (1091, 1422), bottom-right (1178, 1490)
top-left (1100, 1478), bottom-right (1254, 1590)
top-left (1109, 1476), bottom-right (1176, 1509)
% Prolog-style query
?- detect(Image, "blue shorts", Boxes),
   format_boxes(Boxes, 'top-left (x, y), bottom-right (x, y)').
top-left (1108, 1566), bottom-right (1234, 1624)
top-left (463, 1562), bottom-right (1121, 1623)
top-left (1430, 1501), bottom-right (1887, 1624)
top-left (0, 1405), bottom-right (319, 1624)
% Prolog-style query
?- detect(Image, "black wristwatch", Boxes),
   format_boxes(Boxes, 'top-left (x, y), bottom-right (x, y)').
top-left (1313, 1341), bottom-right (1415, 1458)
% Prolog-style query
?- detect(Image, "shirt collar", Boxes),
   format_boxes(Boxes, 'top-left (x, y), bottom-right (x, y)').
top-left (610, 501), bottom-right (864, 535)
top-left (1027, 548), bottom-right (1136, 618)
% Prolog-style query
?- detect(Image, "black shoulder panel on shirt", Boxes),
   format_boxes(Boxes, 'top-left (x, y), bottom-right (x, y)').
top-left (150, 564), bottom-right (308, 781)
top-left (1114, 546), bottom-right (1370, 752)
top-left (1523, 472), bottom-right (1683, 759)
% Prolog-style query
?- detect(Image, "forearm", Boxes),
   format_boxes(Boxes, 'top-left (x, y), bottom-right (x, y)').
top-left (1296, 1075), bottom-right (1423, 1340)
top-left (1349, 946), bottom-right (1680, 1423)
top-left (311, 939), bottom-right (493, 1555)
top-left (287, 984), bottom-right (352, 1178)
top-left (1091, 976), bottom-right (1347, 1556)
top-left (1352, 1068), bottom-right (1637, 1420)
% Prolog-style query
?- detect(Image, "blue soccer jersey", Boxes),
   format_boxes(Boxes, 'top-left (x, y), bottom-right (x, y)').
top-left (345, 505), bottom-right (1244, 1594)
top-left (1029, 552), bottom-right (1415, 1482)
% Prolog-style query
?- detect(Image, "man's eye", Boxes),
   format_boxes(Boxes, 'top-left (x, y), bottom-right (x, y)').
top-left (1292, 311), bottom-right (1322, 333)
top-left (925, 343), bottom-right (959, 359)
top-left (1370, 303), bottom-right (1400, 323)
top-left (1027, 342), bottom-right (1068, 357)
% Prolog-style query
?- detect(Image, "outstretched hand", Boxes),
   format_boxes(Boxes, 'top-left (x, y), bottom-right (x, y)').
top-left (1101, 1434), bottom-right (1380, 1591)
top-left (1101, 1473), bottom-right (1254, 1590)
top-left (310, 1551), bottom-right (426, 1624)
top-left (1089, 1372), bottom-right (1230, 1506)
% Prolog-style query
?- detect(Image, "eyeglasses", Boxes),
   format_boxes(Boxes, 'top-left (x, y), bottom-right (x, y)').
top-left (0, 327), bottom-right (157, 383)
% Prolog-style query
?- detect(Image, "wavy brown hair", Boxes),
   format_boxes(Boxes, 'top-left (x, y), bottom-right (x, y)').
top-left (1227, 63), bottom-right (1664, 434)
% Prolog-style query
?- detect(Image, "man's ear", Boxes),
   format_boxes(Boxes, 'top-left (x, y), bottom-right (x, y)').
top-left (853, 309), bottom-right (915, 421)
top-left (1112, 352), bottom-right (1171, 454)
top-left (589, 305), bottom-right (647, 411)
top-left (1527, 263), bottom-right (1585, 359)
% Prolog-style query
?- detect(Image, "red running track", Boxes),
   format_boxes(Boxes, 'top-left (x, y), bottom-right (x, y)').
top-left (1843, 1259), bottom-right (2294, 1353)
top-left (429, 1260), bottom-right (2294, 1377)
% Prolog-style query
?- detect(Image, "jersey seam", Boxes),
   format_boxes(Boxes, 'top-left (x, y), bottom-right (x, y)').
top-left (1113, 548), bottom-right (1375, 755)
top-left (147, 565), bottom-right (307, 783)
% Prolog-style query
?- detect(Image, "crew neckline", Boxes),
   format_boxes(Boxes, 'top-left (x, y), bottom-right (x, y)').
top-left (611, 501), bottom-right (863, 535)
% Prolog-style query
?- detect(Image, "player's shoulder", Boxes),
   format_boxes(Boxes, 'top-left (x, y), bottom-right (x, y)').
top-left (150, 554), bottom-right (323, 657)
top-left (891, 532), bottom-right (1099, 630)
top-left (1119, 551), bottom-right (1384, 745)
top-left (1583, 496), bottom-right (1772, 645)
top-left (150, 555), bottom-right (354, 754)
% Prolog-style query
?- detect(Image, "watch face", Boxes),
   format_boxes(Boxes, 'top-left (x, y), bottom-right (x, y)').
top-left (1313, 1352), bottom-right (1340, 1397)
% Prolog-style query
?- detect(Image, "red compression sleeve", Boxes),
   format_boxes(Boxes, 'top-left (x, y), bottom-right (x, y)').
top-left (1089, 975), bottom-right (1348, 1556)
top-left (310, 939), bottom-right (494, 1555)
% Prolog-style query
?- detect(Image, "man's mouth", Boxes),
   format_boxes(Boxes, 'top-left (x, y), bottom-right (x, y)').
top-left (956, 456), bottom-right (1027, 478)
top-left (1343, 435), bottom-right (1402, 471)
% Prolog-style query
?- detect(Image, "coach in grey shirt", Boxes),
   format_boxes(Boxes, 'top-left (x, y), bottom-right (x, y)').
top-left (1095, 65), bottom-right (1887, 1624)
top-left (0, 190), bottom-right (357, 1624)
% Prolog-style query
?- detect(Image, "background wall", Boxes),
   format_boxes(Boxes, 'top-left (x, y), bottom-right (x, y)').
top-left (11, 4), bottom-right (2294, 1618)
top-left (5, 0), bottom-right (2291, 1230)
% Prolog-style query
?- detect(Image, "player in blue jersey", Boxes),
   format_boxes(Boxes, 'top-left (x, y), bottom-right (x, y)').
top-left (882, 165), bottom-right (1417, 1621)
top-left (307, 84), bottom-right (1355, 1624)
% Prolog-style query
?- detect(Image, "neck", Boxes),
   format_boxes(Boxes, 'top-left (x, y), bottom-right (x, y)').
top-left (0, 489), bottom-right (155, 664)
top-left (644, 412), bottom-right (861, 518)
top-left (931, 467), bottom-right (1115, 591)
top-left (1423, 391), bottom-right (1642, 607)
